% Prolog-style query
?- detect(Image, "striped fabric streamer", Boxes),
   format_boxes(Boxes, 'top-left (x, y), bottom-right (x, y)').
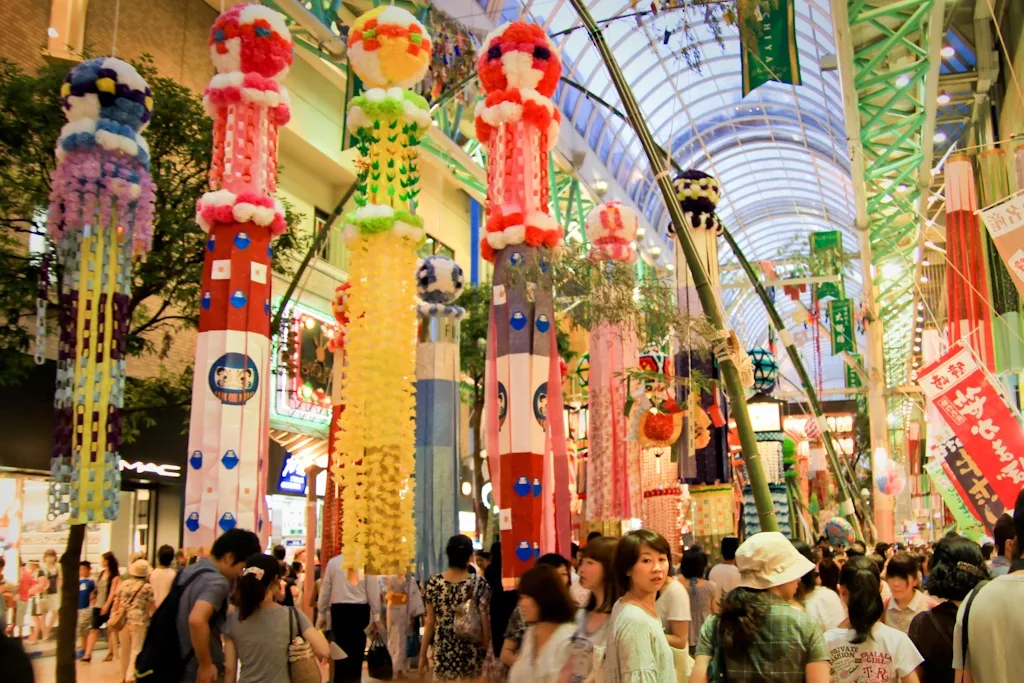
top-left (183, 4), bottom-right (293, 549)
top-left (48, 57), bottom-right (155, 524)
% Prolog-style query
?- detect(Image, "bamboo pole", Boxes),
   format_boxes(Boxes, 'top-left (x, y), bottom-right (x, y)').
top-left (720, 225), bottom-right (870, 540)
top-left (566, 0), bottom-right (778, 533)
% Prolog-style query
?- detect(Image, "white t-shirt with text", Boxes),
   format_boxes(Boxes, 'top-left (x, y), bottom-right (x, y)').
top-left (825, 622), bottom-right (923, 683)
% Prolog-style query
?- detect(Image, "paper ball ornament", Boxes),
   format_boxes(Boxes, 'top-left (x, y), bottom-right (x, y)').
top-left (478, 22), bottom-right (561, 97)
top-left (60, 57), bottom-right (153, 132)
top-left (416, 255), bottom-right (465, 304)
top-left (585, 201), bottom-right (639, 263)
top-left (823, 516), bottom-right (856, 548)
top-left (347, 6), bottom-right (432, 89)
top-left (638, 411), bottom-right (683, 449)
top-left (673, 169), bottom-right (722, 233)
top-left (209, 4), bottom-right (293, 80)
top-left (746, 348), bottom-right (779, 394)
top-left (875, 463), bottom-right (907, 496)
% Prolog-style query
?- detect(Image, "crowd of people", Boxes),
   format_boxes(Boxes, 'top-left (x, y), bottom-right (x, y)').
top-left (2, 486), bottom-right (1023, 683)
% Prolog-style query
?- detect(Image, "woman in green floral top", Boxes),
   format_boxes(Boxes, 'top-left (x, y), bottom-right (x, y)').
top-left (690, 532), bottom-right (830, 683)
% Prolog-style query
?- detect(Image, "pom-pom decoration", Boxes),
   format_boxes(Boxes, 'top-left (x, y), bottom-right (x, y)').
top-left (183, 4), bottom-right (293, 548)
top-left (414, 256), bottom-right (465, 576)
top-left (823, 516), bottom-right (857, 548)
top-left (47, 57), bottom-right (156, 524)
top-left (475, 21), bottom-right (563, 261)
top-left (585, 201), bottom-right (639, 263)
top-left (347, 6), bottom-right (432, 89)
top-left (331, 8), bottom-right (432, 575)
top-left (416, 255), bottom-right (465, 305)
top-left (747, 347), bottom-right (779, 394)
top-left (672, 169), bottom-right (722, 234)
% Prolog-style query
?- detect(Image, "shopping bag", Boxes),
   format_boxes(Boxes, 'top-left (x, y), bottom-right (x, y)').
top-left (367, 633), bottom-right (393, 681)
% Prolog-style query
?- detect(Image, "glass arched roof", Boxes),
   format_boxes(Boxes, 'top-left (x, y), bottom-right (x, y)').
top-left (486, 0), bottom-right (864, 391)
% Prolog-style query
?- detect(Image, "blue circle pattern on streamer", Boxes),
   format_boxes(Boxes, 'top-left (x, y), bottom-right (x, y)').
top-left (221, 450), bottom-right (239, 470)
top-left (515, 541), bottom-right (533, 562)
top-left (532, 477), bottom-right (542, 497)
top-left (536, 314), bottom-right (550, 333)
top-left (208, 353), bottom-right (259, 405)
top-left (207, 237), bottom-right (216, 252)
top-left (533, 382), bottom-right (548, 427)
top-left (219, 512), bottom-right (237, 532)
top-left (185, 511), bottom-right (200, 533)
top-left (234, 232), bottom-right (251, 249)
top-left (230, 290), bottom-right (248, 308)
top-left (509, 251), bottom-right (524, 267)
top-left (190, 450), bottom-right (203, 470)
top-left (514, 476), bottom-right (530, 497)
top-left (510, 311), bottom-right (527, 330)
top-left (201, 292), bottom-right (212, 310)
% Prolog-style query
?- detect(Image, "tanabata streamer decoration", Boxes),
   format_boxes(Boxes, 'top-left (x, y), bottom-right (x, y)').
top-left (48, 58), bottom-right (155, 523)
top-left (479, 21), bottom-right (570, 583)
top-left (584, 202), bottom-right (641, 531)
top-left (675, 170), bottom-right (730, 484)
top-left (322, 282), bottom-right (351, 562)
top-left (414, 256), bottom-right (466, 578)
top-left (333, 6), bottom-right (431, 575)
top-left (183, 4), bottom-right (293, 547)
top-left (945, 156), bottom-right (995, 371)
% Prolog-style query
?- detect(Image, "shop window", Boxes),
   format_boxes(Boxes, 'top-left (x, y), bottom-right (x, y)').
top-left (418, 234), bottom-right (456, 260)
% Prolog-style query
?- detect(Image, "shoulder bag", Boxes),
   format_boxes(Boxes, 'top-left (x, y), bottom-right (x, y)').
top-left (287, 606), bottom-right (321, 683)
top-left (453, 574), bottom-right (484, 644)
top-left (958, 580), bottom-right (989, 673)
top-left (109, 581), bottom-right (145, 632)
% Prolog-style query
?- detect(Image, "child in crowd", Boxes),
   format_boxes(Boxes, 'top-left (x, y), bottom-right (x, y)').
top-left (77, 561), bottom-right (95, 659)
top-left (884, 552), bottom-right (934, 634)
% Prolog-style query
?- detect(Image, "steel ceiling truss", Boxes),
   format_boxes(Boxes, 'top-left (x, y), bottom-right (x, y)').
top-left (832, 0), bottom-right (944, 386)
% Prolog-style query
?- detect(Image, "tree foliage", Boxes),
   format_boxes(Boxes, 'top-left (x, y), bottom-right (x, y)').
top-left (0, 56), bottom-right (308, 436)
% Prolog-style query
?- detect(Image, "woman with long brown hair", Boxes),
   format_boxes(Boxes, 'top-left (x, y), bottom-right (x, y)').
top-left (562, 536), bottom-right (620, 683)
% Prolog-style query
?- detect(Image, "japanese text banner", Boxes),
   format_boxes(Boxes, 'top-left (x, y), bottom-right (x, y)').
top-left (980, 191), bottom-right (1024, 300)
top-left (934, 436), bottom-right (1006, 531)
top-left (918, 342), bottom-right (1024, 509)
top-left (923, 459), bottom-right (985, 539)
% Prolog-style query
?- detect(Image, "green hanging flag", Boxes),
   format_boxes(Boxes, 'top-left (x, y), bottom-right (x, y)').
top-left (829, 298), bottom-right (855, 354)
top-left (845, 352), bottom-right (864, 389)
top-left (810, 230), bottom-right (845, 300)
top-left (739, 0), bottom-right (802, 96)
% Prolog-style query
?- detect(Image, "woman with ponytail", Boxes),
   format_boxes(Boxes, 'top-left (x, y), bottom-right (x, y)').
top-left (223, 554), bottom-right (330, 683)
top-left (690, 532), bottom-right (829, 683)
top-left (825, 556), bottom-right (923, 683)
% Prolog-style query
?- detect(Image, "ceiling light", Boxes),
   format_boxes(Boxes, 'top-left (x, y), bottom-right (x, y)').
top-left (937, 93), bottom-right (951, 105)
top-left (941, 45), bottom-right (955, 58)
top-left (913, 361), bottom-right (920, 368)
top-left (636, 227), bottom-right (646, 238)
top-left (666, 263), bottom-right (675, 271)
top-left (920, 275), bottom-right (930, 283)
top-left (935, 131), bottom-right (948, 143)
top-left (48, 27), bottom-right (59, 38)
top-left (917, 315), bottom-right (925, 322)
top-left (895, 74), bottom-right (911, 87)
top-left (922, 258), bottom-right (930, 266)
top-left (914, 346), bottom-right (921, 352)
top-left (650, 246), bottom-right (662, 258)
top-left (918, 302), bottom-right (925, 310)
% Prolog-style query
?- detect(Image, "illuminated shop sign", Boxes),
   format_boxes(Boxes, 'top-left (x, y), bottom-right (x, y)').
top-left (118, 460), bottom-right (182, 478)
top-left (271, 300), bottom-right (340, 432)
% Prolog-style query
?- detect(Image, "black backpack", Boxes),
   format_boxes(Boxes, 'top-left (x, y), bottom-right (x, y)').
top-left (135, 566), bottom-right (217, 683)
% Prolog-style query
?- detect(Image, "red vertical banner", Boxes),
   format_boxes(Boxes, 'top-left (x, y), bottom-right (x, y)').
top-left (918, 342), bottom-right (1024, 509)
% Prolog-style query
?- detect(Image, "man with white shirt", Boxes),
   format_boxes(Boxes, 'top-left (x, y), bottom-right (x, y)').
top-left (707, 536), bottom-right (741, 598)
top-left (317, 554), bottom-right (382, 683)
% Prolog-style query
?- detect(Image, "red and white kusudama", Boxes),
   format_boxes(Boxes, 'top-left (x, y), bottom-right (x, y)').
top-left (183, 3), bottom-right (293, 548)
top-left (479, 22), bottom-right (571, 585)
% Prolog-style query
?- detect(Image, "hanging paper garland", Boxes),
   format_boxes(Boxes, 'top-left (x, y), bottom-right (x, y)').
top-left (333, 6), bottom-right (432, 576)
top-left (183, 4), bottom-right (293, 548)
top-left (48, 57), bottom-right (155, 523)
top-left (414, 255), bottom-right (466, 577)
top-left (479, 21), bottom-right (571, 584)
top-left (322, 282), bottom-right (351, 563)
top-left (583, 203), bottom-right (641, 532)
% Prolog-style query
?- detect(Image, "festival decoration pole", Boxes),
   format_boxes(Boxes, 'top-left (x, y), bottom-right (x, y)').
top-left (183, 4), bottom-right (294, 547)
top-left (333, 6), bottom-right (433, 576)
top-left (566, 0), bottom-right (778, 532)
top-left (946, 155), bottom-right (996, 371)
top-left (414, 256), bottom-right (466, 577)
top-left (478, 21), bottom-right (572, 582)
top-left (718, 225), bottom-right (867, 539)
top-left (48, 58), bottom-right (156, 523)
top-left (582, 202), bottom-right (642, 534)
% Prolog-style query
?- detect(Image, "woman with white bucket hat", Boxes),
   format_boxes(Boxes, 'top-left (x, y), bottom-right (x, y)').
top-left (689, 532), bottom-right (830, 683)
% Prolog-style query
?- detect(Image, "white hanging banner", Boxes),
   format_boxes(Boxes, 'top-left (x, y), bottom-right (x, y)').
top-left (979, 191), bottom-right (1024, 299)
